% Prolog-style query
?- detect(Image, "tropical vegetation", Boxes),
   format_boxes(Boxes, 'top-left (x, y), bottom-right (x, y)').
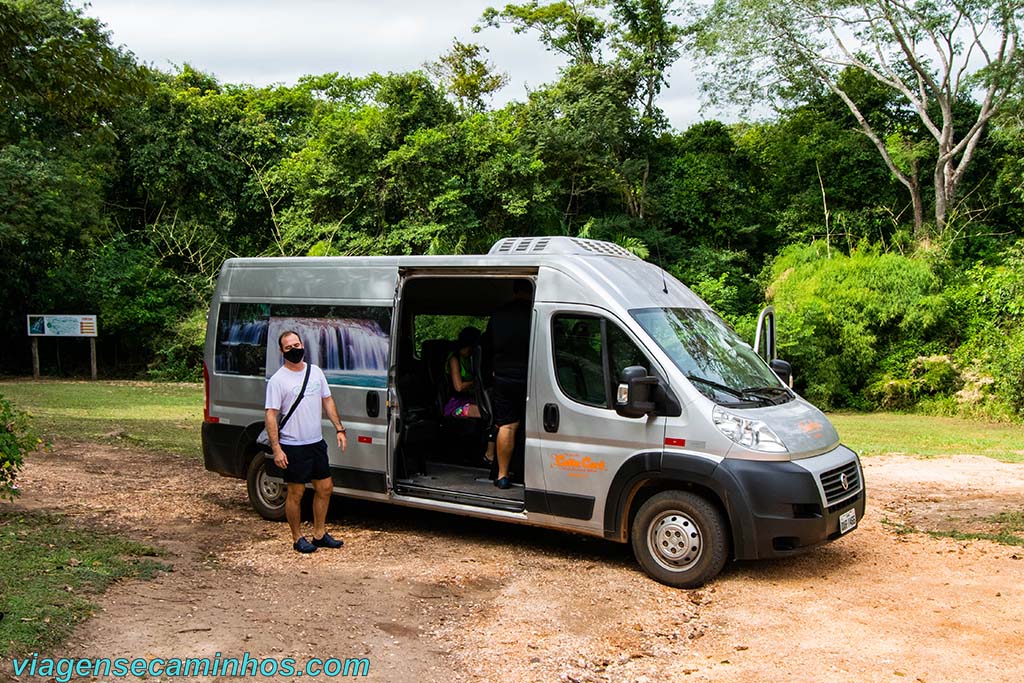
top-left (1, 0), bottom-right (1022, 419)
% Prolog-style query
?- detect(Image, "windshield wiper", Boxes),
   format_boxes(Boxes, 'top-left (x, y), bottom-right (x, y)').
top-left (686, 374), bottom-right (743, 397)
top-left (685, 374), bottom-right (768, 403)
top-left (739, 386), bottom-right (792, 404)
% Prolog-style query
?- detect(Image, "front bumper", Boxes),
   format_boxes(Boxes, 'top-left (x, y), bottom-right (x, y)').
top-left (717, 445), bottom-right (865, 560)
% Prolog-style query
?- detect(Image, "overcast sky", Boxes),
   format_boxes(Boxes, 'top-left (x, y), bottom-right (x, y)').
top-left (76, 0), bottom-right (719, 130)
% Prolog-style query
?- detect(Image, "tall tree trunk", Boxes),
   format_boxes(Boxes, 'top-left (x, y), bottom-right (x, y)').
top-left (908, 158), bottom-right (925, 240)
top-left (933, 164), bottom-right (948, 235)
top-left (911, 181), bottom-right (926, 240)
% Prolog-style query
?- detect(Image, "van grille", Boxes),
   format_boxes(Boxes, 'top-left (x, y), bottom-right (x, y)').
top-left (819, 461), bottom-right (861, 505)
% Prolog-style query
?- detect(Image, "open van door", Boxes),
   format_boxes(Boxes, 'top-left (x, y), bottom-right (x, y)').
top-left (753, 305), bottom-right (776, 362)
top-left (754, 305), bottom-right (793, 387)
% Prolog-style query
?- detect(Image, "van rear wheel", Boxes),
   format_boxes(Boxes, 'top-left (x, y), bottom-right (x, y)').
top-left (631, 490), bottom-right (728, 589)
top-left (246, 454), bottom-right (287, 521)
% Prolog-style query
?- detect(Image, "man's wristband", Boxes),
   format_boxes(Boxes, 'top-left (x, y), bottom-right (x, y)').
top-left (336, 426), bottom-right (346, 434)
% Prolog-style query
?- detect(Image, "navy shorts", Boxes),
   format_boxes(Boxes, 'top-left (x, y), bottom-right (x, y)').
top-left (492, 376), bottom-right (527, 427)
top-left (281, 439), bottom-right (331, 484)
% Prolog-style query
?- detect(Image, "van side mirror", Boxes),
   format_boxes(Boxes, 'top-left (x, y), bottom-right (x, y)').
top-left (615, 366), bottom-right (658, 418)
top-left (770, 358), bottom-right (793, 387)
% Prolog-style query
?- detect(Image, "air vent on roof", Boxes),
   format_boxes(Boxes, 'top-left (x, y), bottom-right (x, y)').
top-left (487, 236), bottom-right (638, 259)
top-left (569, 238), bottom-right (635, 258)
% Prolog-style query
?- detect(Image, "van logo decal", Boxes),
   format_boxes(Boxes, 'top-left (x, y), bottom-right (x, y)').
top-left (551, 453), bottom-right (606, 478)
top-left (798, 420), bottom-right (825, 438)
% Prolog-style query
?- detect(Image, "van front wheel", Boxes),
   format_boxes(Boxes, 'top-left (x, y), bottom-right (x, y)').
top-left (246, 454), bottom-right (288, 521)
top-left (631, 491), bottom-right (728, 589)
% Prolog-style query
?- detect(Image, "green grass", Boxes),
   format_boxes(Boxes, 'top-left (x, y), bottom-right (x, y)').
top-left (828, 412), bottom-right (1024, 462)
top-left (0, 380), bottom-right (203, 457)
top-left (2, 381), bottom-right (1021, 463)
top-left (0, 511), bottom-right (167, 657)
top-left (882, 511), bottom-right (1024, 547)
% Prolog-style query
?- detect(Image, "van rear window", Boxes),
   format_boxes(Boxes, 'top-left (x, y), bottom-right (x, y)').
top-left (215, 303), bottom-right (270, 376)
top-left (215, 303), bottom-right (391, 387)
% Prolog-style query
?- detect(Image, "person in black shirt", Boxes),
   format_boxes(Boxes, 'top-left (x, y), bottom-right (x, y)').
top-left (484, 279), bottom-right (533, 489)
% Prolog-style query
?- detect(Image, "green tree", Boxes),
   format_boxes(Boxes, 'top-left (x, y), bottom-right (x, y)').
top-left (518, 63), bottom-right (641, 227)
top-left (481, 1), bottom-right (684, 225)
top-left (0, 0), bottom-right (144, 144)
top-left (427, 39), bottom-right (509, 112)
top-left (610, 0), bottom-right (683, 122)
top-left (0, 0), bottom-right (147, 372)
top-left (478, 0), bottom-right (611, 64)
top-left (686, 0), bottom-right (1024, 238)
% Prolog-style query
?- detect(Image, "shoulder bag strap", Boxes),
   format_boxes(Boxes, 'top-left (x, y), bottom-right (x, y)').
top-left (278, 362), bottom-right (312, 431)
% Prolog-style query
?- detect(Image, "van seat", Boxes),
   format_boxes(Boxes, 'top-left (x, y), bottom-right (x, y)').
top-left (421, 338), bottom-right (454, 413)
top-left (423, 338), bottom-right (490, 465)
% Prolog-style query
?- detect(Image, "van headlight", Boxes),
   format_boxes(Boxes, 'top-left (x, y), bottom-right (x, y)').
top-left (712, 406), bottom-right (788, 453)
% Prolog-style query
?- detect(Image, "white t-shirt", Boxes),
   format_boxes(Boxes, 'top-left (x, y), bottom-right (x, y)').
top-left (265, 363), bottom-right (332, 446)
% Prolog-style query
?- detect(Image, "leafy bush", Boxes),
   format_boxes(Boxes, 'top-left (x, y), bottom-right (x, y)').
top-left (148, 307), bottom-right (207, 382)
top-left (945, 241), bottom-right (1024, 415)
top-left (909, 356), bottom-right (961, 395)
top-left (0, 395), bottom-right (40, 500)
top-left (766, 242), bottom-right (947, 408)
top-left (866, 356), bottom-right (961, 410)
top-left (866, 377), bottom-right (918, 410)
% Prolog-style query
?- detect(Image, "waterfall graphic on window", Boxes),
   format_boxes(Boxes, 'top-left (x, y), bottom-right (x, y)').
top-left (267, 317), bottom-right (389, 388)
top-left (215, 303), bottom-right (271, 376)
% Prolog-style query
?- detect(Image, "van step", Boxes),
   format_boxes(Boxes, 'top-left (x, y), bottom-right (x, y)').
top-left (394, 484), bottom-right (525, 513)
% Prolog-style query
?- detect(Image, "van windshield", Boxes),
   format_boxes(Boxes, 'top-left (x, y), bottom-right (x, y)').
top-left (631, 307), bottom-right (791, 407)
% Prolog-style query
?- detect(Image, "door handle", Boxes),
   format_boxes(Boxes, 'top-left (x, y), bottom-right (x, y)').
top-left (543, 403), bottom-right (559, 433)
top-left (366, 391), bottom-right (380, 418)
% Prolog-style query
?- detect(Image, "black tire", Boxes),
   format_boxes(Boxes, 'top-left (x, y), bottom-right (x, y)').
top-left (630, 490), bottom-right (728, 589)
top-left (246, 453), bottom-right (288, 521)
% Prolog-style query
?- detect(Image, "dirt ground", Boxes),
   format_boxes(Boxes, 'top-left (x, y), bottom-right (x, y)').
top-left (4, 441), bottom-right (1024, 683)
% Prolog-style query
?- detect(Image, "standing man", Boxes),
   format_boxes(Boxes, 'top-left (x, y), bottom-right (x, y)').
top-left (266, 330), bottom-right (348, 553)
top-left (484, 279), bottom-right (533, 489)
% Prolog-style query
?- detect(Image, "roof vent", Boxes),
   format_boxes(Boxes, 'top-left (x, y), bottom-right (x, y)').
top-left (488, 236), bottom-right (638, 259)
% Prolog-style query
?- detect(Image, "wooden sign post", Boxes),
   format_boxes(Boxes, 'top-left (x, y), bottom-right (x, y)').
top-left (27, 315), bottom-right (99, 379)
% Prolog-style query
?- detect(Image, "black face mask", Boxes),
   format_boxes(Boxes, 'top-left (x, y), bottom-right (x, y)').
top-left (283, 347), bottom-right (305, 363)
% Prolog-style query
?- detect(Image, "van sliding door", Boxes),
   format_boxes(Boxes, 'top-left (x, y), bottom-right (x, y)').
top-left (265, 266), bottom-right (397, 498)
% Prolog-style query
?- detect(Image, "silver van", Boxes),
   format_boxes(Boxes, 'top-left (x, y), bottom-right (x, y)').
top-left (202, 236), bottom-right (864, 587)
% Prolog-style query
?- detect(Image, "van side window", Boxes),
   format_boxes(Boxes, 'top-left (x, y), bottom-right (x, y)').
top-left (553, 316), bottom-right (606, 406)
top-left (214, 303), bottom-right (391, 386)
top-left (607, 322), bottom-right (651, 380)
top-left (552, 315), bottom-right (654, 408)
top-left (215, 303), bottom-right (270, 376)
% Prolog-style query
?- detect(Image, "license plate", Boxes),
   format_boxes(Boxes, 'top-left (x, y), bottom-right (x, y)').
top-left (839, 507), bottom-right (857, 534)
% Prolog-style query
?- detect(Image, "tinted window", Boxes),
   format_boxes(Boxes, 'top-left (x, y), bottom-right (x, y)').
top-left (552, 315), bottom-right (653, 408)
top-left (553, 315), bottom-right (606, 406)
top-left (608, 322), bottom-right (650, 378)
top-left (215, 303), bottom-right (270, 376)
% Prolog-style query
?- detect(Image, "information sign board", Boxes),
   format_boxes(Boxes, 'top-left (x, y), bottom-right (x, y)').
top-left (27, 315), bottom-right (98, 338)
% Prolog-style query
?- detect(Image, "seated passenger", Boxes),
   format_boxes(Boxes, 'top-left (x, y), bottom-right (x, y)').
top-left (443, 326), bottom-right (496, 464)
top-left (443, 326), bottom-right (483, 419)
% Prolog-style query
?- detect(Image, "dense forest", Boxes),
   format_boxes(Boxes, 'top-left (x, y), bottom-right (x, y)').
top-left (2, 0), bottom-right (1022, 419)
